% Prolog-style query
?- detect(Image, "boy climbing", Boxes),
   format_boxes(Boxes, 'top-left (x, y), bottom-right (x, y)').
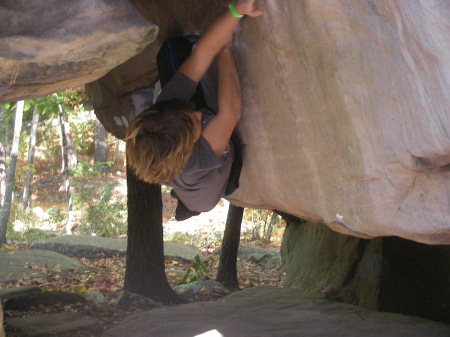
top-left (126, 0), bottom-right (264, 220)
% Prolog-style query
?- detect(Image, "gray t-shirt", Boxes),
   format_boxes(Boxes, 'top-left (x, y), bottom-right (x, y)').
top-left (156, 72), bottom-right (234, 212)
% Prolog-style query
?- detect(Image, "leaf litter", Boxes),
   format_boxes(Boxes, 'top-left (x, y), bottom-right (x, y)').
top-left (2, 243), bottom-right (284, 337)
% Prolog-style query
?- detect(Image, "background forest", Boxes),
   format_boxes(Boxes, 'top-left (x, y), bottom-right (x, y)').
top-left (0, 88), bottom-right (284, 249)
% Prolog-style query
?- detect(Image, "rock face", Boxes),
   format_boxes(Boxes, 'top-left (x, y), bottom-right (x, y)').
top-left (0, 0), bottom-right (158, 101)
top-left (92, 0), bottom-right (450, 244)
top-left (0, 1), bottom-right (448, 243)
top-left (280, 219), bottom-right (450, 323)
top-left (226, 0), bottom-right (450, 244)
top-left (103, 286), bottom-right (450, 337)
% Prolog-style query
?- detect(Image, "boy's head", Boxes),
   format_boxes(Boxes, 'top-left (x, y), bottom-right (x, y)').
top-left (126, 99), bottom-right (201, 184)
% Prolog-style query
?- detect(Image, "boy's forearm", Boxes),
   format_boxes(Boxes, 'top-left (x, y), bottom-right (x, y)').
top-left (217, 46), bottom-right (241, 120)
top-left (195, 10), bottom-right (241, 60)
top-left (179, 10), bottom-right (240, 83)
top-left (179, 0), bottom-right (263, 83)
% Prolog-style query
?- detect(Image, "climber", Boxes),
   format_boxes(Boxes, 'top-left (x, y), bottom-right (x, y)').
top-left (126, 0), bottom-right (264, 220)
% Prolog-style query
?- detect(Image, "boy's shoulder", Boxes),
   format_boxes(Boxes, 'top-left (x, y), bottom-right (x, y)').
top-left (156, 71), bottom-right (198, 103)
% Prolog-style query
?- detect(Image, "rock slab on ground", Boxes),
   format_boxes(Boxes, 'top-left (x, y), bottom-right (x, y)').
top-left (0, 249), bottom-right (85, 283)
top-left (30, 235), bottom-right (204, 262)
top-left (216, 244), bottom-right (281, 268)
top-left (3, 291), bottom-right (87, 311)
top-left (103, 286), bottom-right (450, 337)
top-left (173, 280), bottom-right (226, 297)
top-left (6, 312), bottom-right (98, 337)
top-left (0, 286), bottom-right (42, 301)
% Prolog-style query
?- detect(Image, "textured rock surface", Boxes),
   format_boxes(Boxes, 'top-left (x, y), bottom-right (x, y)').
top-left (5, 312), bottom-right (98, 337)
top-left (173, 280), bottom-right (226, 297)
top-left (0, 0), bottom-right (449, 243)
top-left (29, 235), bottom-right (204, 262)
top-left (281, 219), bottom-right (450, 323)
top-left (103, 286), bottom-right (450, 337)
top-left (227, 0), bottom-right (450, 244)
top-left (3, 291), bottom-right (87, 311)
top-left (0, 249), bottom-right (85, 283)
top-left (91, 0), bottom-right (450, 244)
top-left (0, 0), bottom-right (158, 101)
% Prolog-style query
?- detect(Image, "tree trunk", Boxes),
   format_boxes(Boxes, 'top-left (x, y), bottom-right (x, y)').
top-left (0, 101), bottom-right (23, 245)
top-left (0, 106), bottom-right (13, 208)
top-left (217, 203), bottom-right (244, 290)
top-left (0, 303), bottom-right (5, 337)
top-left (58, 103), bottom-right (74, 234)
top-left (113, 137), bottom-right (121, 171)
top-left (264, 211), bottom-right (278, 242)
top-left (124, 162), bottom-right (185, 303)
top-left (59, 105), bottom-right (77, 171)
top-left (94, 119), bottom-right (108, 170)
top-left (0, 142), bottom-right (5, 209)
top-left (22, 103), bottom-right (40, 210)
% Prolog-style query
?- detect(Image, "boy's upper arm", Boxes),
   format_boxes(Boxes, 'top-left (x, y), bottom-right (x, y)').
top-left (156, 72), bottom-right (198, 103)
top-left (179, 48), bottom-right (215, 83)
top-left (201, 108), bottom-right (238, 158)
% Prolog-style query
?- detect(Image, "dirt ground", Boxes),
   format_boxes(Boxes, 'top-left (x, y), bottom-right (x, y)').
top-left (3, 246), bottom-right (284, 337)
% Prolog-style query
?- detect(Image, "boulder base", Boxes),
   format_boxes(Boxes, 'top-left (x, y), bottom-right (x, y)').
top-left (103, 286), bottom-right (450, 337)
top-left (281, 219), bottom-right (450, 323)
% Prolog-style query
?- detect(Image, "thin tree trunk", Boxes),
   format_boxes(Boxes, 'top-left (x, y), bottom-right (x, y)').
top-left (59, 105), bottom-right (77, 171)
top-left (0, 101), bottom-right (24, 245)
top-left (22, 104), bottom-right (40, 210)
top-left (113, 138), bottom-right (120, 171)
top-left (264, 211), bottom-right (278, 242)
top-left (0, 142), bottom-right (5, 209)
top-left (94, 119), bottom-right (108, 171)
top-left (0, 105), bottom-right (13, 208)
top-left (124, 162), bottom-right (185, 303)
top-left (58, 103), bottom-right (73, 234)
top-left (0, 303), bottom-right (5, 337)
top-left (217, 204), bottom-right (244, 290)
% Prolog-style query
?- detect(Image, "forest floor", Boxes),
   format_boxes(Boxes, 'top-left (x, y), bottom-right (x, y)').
top-left (3, 238), bottom-right (285, 337)
top-left (2, 172), bottom-right (285, 336)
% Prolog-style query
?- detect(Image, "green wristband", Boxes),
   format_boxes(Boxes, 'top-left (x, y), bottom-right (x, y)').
top-left (228, 1), bottom-right (244, 18)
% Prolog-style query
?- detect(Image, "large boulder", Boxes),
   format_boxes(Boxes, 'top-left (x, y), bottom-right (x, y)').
top-left (90, 0), bottom-right (450, 244)
top-left (0, 0), bottom-right (158, 102)
top-left (226, 0), bottom-right (450, 244)
top-left (0, 0), bottom-right (449, 244)
top-left (280, 218), bottom-right (450, 323)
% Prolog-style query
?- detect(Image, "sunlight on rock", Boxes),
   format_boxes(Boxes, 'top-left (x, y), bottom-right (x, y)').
top-left (194, 329), bottom-right (223, 337)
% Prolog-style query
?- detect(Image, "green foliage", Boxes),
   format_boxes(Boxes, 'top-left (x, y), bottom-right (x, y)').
top-left (176, 255), bottom-right (210, 285)
top-left (69, 110), bottom-right (96, 155)
top-left (47, 207), bottom-right (65, 224)
top-left (72, 159), bottom-right (113, 177)
top-left (73, 180), bottom-right (127, 237)
top-left (242, 209), bottom-right (283, 244)
top-left (6, 201), bottom-right (56, 243)
top-left (1, 88), bottom-right (128, 243)
top-left (7, 228), bottom-right (54, 243)
top-left (167, 232), bottom-right (192, 244)
top-left (64, 87), bottom-right (86, 112)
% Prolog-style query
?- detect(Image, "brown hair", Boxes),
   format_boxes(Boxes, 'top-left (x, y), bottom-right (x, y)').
top-left (126, 99), bottom-right (197, 183)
